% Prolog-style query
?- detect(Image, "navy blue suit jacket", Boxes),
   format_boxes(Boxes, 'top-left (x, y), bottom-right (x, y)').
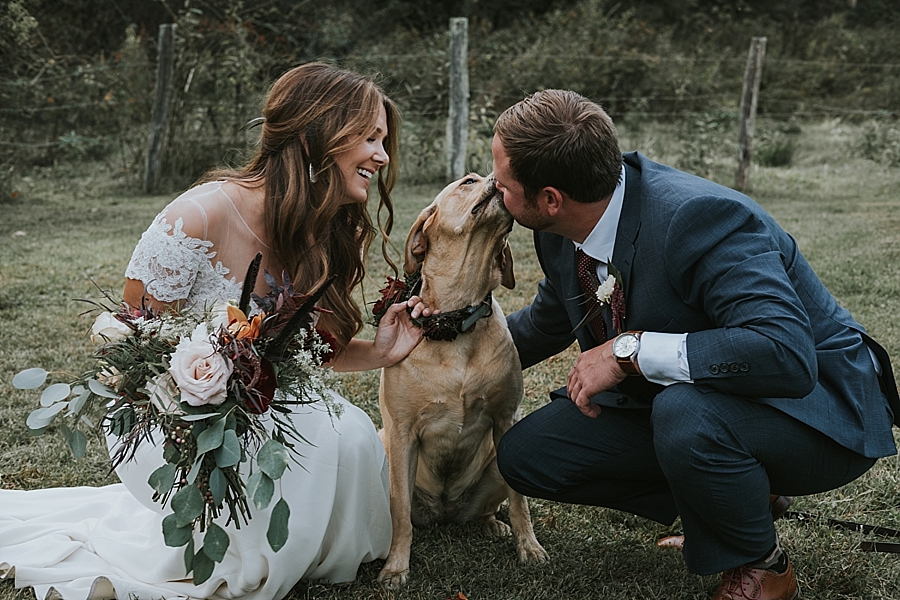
top-left (507, 152), bottom-right (897, 459)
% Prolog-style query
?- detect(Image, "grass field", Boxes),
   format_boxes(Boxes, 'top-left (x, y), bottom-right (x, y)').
top-left (1, 120), bottom-right (900, 599)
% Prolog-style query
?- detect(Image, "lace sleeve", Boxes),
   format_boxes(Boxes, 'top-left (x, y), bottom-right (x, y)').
top-left (125, 209), bottom-right (215, 303)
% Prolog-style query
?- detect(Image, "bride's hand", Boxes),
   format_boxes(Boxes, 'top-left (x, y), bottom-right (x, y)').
top-left (374, 295), bottom-right (436, 367)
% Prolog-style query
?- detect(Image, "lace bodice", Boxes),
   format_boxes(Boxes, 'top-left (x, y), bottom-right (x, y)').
top-left (125, 182), bottom-right (268, 309)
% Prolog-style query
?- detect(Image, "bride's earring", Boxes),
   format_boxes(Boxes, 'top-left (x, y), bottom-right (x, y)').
top-left (308, 163), bottom-right (318, 184)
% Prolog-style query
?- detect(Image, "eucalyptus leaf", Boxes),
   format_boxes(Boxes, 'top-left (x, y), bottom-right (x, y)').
top-left (40, 383), bottom-right (71, 406)
top-left (162, 513), bottom-right (193, 547)
top-left (257, 440), bottom-right (289, 480)
top-left (195, 417), bottom-right (225, 455)
top-left (266, 498), bottom-right (291, 552)
top-left (26, 404), bottom-right (66, 430)
top-left (186, 457), bottom-right (203, 485)
top-left (171, 484), bottom-right (204, 528)
top-left (214, 430), bottom-right (241, 468)
top-left (208, 467), bottom-right (226, 506)
top-left (179, 412), bottom-right (221, 422)
top-left (183, 538), bottom-right (194, 572)
top-left (203, 523), bottom-right (230, 563)
top-left (67, 387), bottom-right (91, 415)
top-left (192, 548), bottom-right (215, 584)
top-left (148, 463), bottom-right (177, 496)
top-left (67, 429), bottom-right (87, 458)
top-left (87, 378), bottom-right (118, 398)
top-left (163, 443), bottom-right (180, 464)
top-left (12, 368), bottom-right (48, 389)
top-left (247, 471), bottom-right (274, 510)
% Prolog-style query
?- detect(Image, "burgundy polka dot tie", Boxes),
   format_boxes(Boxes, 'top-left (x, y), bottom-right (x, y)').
top-left (575, 248), bottom-right (607, 342)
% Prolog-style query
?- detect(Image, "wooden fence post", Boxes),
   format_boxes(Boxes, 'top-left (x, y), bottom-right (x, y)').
top-left (144, 23), bottom-right (176, 193)
top-left (446, 17), bottom-right (469, 180)
top-left (734, 36), bottom-right (767, 191)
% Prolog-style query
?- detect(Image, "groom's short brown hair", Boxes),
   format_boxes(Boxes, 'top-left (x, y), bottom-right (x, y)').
top-left (494, 89), bottom-right (622, 204)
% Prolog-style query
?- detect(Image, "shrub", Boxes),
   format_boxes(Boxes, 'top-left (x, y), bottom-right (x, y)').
top-left (859, 120), bottom-right (900, 167)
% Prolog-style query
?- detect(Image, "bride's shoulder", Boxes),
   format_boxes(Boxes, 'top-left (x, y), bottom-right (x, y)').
top-left (152, 181), bottom-right (236, 241)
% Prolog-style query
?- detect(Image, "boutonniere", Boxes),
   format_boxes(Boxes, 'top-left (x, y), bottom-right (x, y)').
top-left (597, 262), bottom-right (626, 335)
top-left (575, 261), bottom-right (625, 333)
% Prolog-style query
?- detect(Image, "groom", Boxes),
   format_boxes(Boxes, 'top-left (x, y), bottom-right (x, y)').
top-left (492, 89), bottom-right (898, 599)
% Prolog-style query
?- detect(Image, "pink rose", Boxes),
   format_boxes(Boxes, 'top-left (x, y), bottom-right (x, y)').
top-left (168, 324), bottom-right (233, 407)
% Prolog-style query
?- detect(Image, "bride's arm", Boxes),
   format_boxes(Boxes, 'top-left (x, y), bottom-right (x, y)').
top-left (122, 199), bottom-right (211, 314)
top-left (328, 297), bottom-right (432, 372)
top-left (123, 278), bottom-right (182, 314)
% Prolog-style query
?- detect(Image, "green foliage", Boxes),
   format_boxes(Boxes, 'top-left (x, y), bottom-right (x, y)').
top-left (676, 110), bottom-right (736, 178)
top-left (755, 120), bottom-right (802, 168)
top-left (859, 120), bottom-right (900, 167)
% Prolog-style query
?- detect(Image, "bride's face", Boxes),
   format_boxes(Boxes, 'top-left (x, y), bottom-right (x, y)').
top-left (334, 105), bottom-right (390, 205)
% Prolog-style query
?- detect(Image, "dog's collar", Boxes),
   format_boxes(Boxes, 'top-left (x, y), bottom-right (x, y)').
top-left (371, 268), bottom-right (494, 342)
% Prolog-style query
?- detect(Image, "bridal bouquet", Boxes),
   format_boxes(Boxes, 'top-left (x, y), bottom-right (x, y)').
top-left (13, 254), bottom-right (337, 584)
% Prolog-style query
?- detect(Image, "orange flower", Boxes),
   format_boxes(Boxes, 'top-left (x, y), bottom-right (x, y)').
top-left (226, 306), bottom-right (265, 340)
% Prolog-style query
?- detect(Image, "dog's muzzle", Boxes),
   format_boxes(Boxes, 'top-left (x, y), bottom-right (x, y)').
top-left (471, 174), bottom-right (499, 216)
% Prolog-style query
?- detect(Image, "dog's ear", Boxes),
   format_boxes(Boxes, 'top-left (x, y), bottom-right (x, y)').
top-left (404, 205), bottom-right (437, 274)
top-left (498, 239), bottom-right (515, 289)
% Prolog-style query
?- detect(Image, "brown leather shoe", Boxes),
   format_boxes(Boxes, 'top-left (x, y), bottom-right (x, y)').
top-left (769, 495), bottom-right (793, 521)
top-left (711, 557), bottom-right (798, 600)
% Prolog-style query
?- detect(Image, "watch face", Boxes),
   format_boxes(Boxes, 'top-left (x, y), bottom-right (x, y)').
top-left (614, 334), bottom-right (639, 358)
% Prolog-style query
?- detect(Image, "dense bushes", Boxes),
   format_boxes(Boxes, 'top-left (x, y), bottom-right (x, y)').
top-left (0, 0), bottom-right (898, 189)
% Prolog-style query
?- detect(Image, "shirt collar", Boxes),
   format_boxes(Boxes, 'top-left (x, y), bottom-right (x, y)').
top-left (575, 164), bottom-right (626, 263)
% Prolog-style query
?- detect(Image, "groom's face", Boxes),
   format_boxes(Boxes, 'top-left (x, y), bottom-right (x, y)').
top-left (491, 134), bottom-right (552, 232)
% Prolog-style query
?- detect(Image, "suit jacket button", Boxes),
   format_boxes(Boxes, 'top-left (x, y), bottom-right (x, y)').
top-left (720, 362), bottom-right (730, 373)
top-left (616, 396), bottom-right (627, 405)
top-left (710, 365), bottom-right (720, 374)
top-left (729, 363), bottom-right (739, 372)
top-left (740, 362), bottom-right (749, 372)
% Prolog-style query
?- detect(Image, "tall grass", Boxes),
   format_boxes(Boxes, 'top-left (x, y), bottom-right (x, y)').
top-left (1, 121), bottom-right (899, 599)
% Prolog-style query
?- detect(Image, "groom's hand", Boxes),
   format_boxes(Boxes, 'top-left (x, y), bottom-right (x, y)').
top-left (566, 340), bottom-right (628, 418)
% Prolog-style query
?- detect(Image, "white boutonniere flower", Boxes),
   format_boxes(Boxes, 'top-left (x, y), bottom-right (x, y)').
top-left (595, 275), bottom-right (617, 305)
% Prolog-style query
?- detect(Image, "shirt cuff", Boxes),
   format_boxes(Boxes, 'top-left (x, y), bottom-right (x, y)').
top-left (638, 332), bottom-right (692, 386)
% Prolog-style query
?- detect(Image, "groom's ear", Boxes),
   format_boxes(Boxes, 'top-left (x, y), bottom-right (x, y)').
top-left (541, 186), bottom-right (565, 216)
top-left (404, 204), bottom-right (437, 274)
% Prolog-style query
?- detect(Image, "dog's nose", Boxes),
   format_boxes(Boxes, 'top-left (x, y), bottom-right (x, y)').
top-left (484, 173), bottom-right (496, 196)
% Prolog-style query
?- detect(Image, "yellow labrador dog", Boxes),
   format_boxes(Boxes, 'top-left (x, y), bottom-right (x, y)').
top-left (376, 173), bottom-right (548, 587)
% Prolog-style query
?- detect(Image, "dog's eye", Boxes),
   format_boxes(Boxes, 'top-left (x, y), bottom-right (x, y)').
top-left (461, 178), bottom-right (477, 185)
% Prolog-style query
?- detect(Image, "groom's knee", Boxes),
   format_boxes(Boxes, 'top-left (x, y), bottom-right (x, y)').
top-left (496, 421), bottom-right (530, 492)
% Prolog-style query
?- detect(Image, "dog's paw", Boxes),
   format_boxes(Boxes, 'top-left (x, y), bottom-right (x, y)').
top-left (482, 515), bottom-right (512, 538)
top-left (377, 566), bottom-right (409, 588)
top-left (517, 538), bottom-right (550, 564)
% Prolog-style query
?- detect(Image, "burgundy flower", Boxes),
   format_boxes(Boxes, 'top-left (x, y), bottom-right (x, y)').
top-left (372, 276), bottom-right (408, 322)
top-left (240, 355), bottom-right (277, 414)
top-left (314, 328), bottom-right (338, 364)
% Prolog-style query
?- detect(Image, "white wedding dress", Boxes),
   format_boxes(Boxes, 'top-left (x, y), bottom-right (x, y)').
top-left (0, 182), bottom-right (392, 600)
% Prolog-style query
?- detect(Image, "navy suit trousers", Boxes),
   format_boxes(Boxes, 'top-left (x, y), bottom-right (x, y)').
top-left (497, 384), bottom-right (877, 575)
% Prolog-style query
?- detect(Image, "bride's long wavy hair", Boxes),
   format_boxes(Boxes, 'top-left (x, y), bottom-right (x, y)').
top-left (202, 62), bottom-right (400, 352)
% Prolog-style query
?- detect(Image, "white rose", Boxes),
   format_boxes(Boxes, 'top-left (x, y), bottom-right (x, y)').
top-left (168, 324), bottom-right (233, 407)
top-left (91, 311), bottom-right (133, 344)
top-left (146, 373), bottom-right (181, 413)
top-left (209, 300), bottom-right (238, 332)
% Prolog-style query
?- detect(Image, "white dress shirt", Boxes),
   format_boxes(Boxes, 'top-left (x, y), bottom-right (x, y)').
top-left (574, 166), bottom-right (692, 386)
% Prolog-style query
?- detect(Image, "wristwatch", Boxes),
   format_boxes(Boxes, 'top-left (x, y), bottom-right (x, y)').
top-left (612, 330), bottom-right (643, 376)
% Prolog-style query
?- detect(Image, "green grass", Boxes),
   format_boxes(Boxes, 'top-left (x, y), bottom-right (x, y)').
top-left (2, 122), bottom-right (900, 599)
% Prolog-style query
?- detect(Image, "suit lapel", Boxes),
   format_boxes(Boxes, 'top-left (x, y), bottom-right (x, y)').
top-left (612, 160), bottom-right (642, 331)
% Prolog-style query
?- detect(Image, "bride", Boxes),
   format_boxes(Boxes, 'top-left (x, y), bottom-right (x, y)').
top-left (0, 62), bottom-right (433, 600)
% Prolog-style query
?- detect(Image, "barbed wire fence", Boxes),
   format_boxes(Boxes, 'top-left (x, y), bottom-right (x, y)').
top-left (1, 18), bottom-right (899, 197)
